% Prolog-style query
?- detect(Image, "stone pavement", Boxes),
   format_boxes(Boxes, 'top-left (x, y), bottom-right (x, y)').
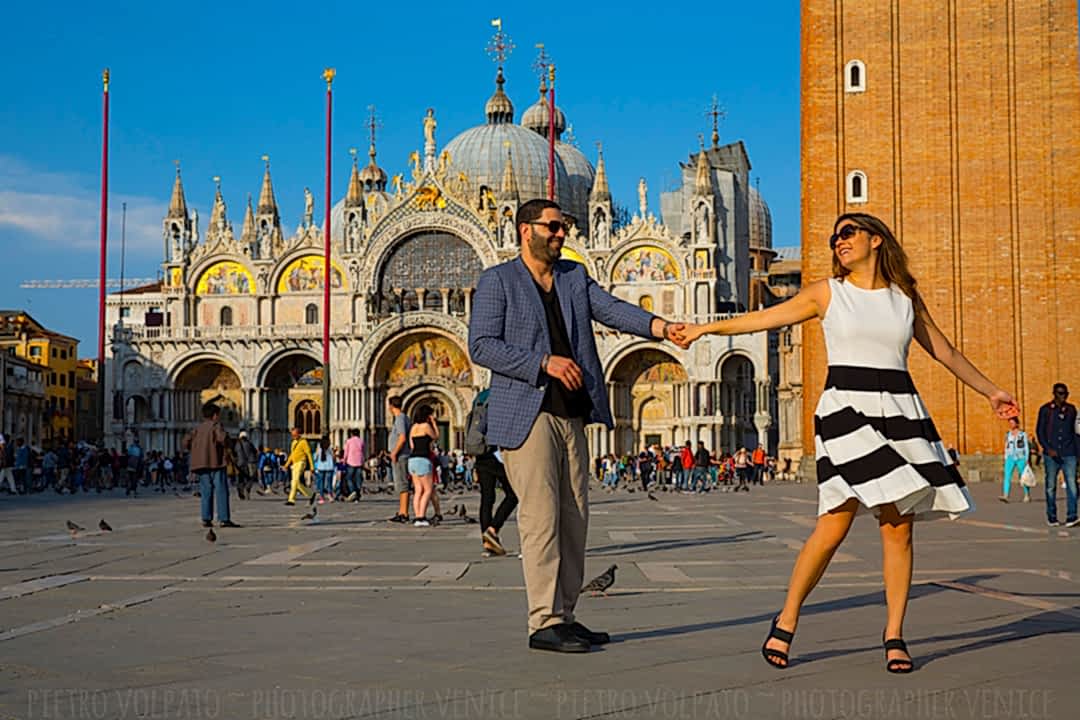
top-left (0, 478), bottom-right (1077, 720)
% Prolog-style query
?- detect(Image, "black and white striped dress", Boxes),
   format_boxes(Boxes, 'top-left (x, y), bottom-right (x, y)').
top-left (814, 278), bottom-right (972, 518)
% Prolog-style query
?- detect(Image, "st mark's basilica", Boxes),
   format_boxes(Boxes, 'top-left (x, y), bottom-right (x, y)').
top-left (103, 59), bottom-right (797, 461)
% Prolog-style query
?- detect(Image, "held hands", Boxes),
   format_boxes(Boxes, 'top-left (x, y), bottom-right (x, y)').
top-left (666, 322), bottom-right (706, 349)
top-left (988, 389), bottom-right (1018, 420)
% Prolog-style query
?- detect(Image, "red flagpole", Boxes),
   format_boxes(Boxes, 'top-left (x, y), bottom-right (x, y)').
top-left (322, 68), bottom-right (335, 440)
top-left (547, 64), bottom-right (556, 200)
top-left (97, 69), bottom-right (110, 442)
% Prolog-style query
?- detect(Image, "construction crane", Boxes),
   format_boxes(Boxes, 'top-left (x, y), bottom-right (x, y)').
top-left (20, 278), bottom-right (159, 289)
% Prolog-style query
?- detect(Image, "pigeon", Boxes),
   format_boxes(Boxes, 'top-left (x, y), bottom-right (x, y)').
top-left (66, 520), bottom-right (85, 534)
top-left (301, 506), bottom-right (318, 521)
top-left (98, 519), bottom-right (113, 532)
top-left (647, 492), bottom-right (658, 501)
top-left (457, 504), bottom-right (468, 520)
top-left (205, 527), bottom-right (217, 543)
top-left (581, 564), bottom-right (617, 596)
top-left (449, 504), bottom-right (460, 517)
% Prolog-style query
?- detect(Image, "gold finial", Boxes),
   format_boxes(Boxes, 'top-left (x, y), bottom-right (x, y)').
top-left (261, 154), bottom-right (270, 169)
top-left (548, 64), bottom-right (555, 85)
top-left (349, 147), bottom-right (358, 166)
top-left (486, 20), bottom-right (514, 65)
top-left (213, 175), bottom-right (221, 191)
top-left (102, 68), bottom-right (110, 92)
top-left (323, 67), bottom-right (336, 89)
top-left (174, 159), bottom-right (181, 176)
top-left (707, 95), bottom-right (726, 148)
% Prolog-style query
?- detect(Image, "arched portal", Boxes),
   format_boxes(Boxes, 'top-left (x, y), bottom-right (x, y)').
top-left (609, 349), bottom-right (688, 454)
top-left (262, 353), bottom-right (322, 448)
top-left (719, 355), bottom-right (756, 452)
top-left (174, 360), bottom-right (243, 433)
top-left (373, 331), bottom-right (473, 451)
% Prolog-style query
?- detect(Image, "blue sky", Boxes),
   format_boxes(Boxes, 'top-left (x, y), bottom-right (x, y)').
top-left (0, 1), bottom-right (801, 349)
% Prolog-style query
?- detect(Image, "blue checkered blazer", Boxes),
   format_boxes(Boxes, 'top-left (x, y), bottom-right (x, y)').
top-left (468, 257), bottom-right (656, 450)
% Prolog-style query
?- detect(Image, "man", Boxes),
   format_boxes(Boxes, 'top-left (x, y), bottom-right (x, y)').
top-left (14, 438), bottom-right (30, 494)
top-left (751, 444), bottom-right (767, 485)
top-left (0, 435), bottom-right (16, 494)
top-left (343, 428), bottom-right (365, 502)
top-left (1035, 383), bottom-right (1078, 527)
top-left (234, 431), bottom-right (259, 500)
top-left (125, 438), bottom-right (142, 497)
top-left (692, 441), bottom-right (712, 493)
top-left (386, 396), bottom-right (411, 522)
top-left (257, 444), bottom-right (278, 496)
top-left (183, 403), bottom-right (237, 528)
top-left (679, 440), bottom-right (694, 491)
top-left (469, 198), bottom-right (687, 653)
top-left (283, 427), bottom-right (314, 506)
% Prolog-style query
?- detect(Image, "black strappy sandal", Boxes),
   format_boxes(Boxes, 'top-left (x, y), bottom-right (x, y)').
top-left (882, 634), bottom-right (914, 674)
top-left (761, 615), bottom-right (794, 669)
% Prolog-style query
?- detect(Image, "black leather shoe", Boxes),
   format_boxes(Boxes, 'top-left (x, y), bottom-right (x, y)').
top-left (566, 621), bottom-right (610, 645)
top-left (219, 521), bottom-right (242, 528)
top-left (528, 625), bottom-right (590, 653)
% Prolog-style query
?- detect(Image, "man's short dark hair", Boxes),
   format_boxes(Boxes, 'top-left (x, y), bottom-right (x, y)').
top-left (388, 395), bottom-right (403, 409)
top-left (515, 199), bottom-right (561, 244)
top-left (1053, 382), bottom-right (1069, 394)
top-left (202, 403), bottom-right (220, 419)
top-left (349, 428), bottom-right (360, 437)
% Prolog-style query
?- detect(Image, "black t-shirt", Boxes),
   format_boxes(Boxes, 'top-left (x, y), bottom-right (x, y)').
top-left (535, 280), bottom-right (592, 420)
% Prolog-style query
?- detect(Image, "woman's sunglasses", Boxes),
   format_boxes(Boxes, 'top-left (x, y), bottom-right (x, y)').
top-left (829, 224), bottom-right (862, 250)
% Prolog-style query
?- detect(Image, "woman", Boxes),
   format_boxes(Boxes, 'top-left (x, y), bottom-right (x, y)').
top-left (1001, 416), bottom-right (1031, 503)
top-left (313, 436), bottom-right (335, 504)
top-left (679, 213), bottom-right (1016, 673)
top-left (408, 404), bottom-right (439, 527)
top-left (733, 447), bottom-right (751, 492)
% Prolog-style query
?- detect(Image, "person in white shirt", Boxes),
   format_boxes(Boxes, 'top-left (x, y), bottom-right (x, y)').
top-left (1001, 416), bottom-right (1031, 503)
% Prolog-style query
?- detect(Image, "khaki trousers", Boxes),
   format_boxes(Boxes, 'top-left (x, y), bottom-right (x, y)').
top-left (503, 412), bottom-right (591, 634)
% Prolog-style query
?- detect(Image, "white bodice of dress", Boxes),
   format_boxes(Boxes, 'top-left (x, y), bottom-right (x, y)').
top-left (821, 278), bottom-right (914, 371)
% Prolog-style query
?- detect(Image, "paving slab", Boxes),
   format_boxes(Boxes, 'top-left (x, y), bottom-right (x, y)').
top-left (0, 479), bottom-right (1077, 719)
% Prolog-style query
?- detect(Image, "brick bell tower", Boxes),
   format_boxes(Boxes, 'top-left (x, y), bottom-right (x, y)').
top-left (800, 0), bottom-right (1080, 462)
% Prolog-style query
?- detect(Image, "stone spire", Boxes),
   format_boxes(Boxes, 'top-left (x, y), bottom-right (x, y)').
top-left (359, 107), bottom-right (388, 192)
top-left (209, 177), bottom-right (227, 232)
top-left (345, 150), bottom-right (364, 208)
top-left (256, 156), bottom-right (279, 217)
top-left (167, 163), bottom-right (188, 219)
top-left (500, 145), bottom-right (518, 198)
top-left (241, 193), bottom-right (255, 241)
top-left (589, 144), bottom-right (611, 202)
top-left (695, 136), bottom-right (713, 195)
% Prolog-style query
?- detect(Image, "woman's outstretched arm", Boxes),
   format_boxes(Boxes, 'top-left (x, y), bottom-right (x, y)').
top-left (677, 279), bottom-right (830, 343)
top-left (912, 296), bottom-right (1016, 415)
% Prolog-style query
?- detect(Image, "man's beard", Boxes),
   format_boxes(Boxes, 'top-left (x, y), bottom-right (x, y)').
top-left (529, 234), bottom-right (562, 263)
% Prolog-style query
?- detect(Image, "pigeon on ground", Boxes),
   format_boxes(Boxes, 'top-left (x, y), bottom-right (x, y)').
top-left (66, 520), bottom-right (85, 534)
top-left (647, 492), bottom-right (658, 501)
top-left (98, 519), bottom-right (113, 532)
top-left (449, 504), bottom-right (460, 517)
top-left (581, 564), bottom-right (617, 596)
top-left (301, 506), bottom-right (318, 521)
top-left (457, 504), bottom-right (468, 520)
top-left (205, 527), bottom-right (217, 543)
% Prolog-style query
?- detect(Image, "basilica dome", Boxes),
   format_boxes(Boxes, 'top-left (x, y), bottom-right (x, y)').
top-left (749, 184), bottom-right (773, 249)
top-left (443, 69), bottom-right (583, 222)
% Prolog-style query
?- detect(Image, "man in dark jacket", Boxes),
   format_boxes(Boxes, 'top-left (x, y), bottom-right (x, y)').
top-left (234, 431), bottom-right (259, 500)
top-left (1035, 383), bottom-right (1078, 527)
top-left (183, 403), bottom-right (237, 528)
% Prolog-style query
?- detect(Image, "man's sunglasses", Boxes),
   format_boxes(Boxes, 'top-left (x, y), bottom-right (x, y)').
top-left (529, 220), bottom-right (569, 235)
top-left (1054, 389), bottom-right (1069, 397)
top-left (829, 224), bottom-right (862, 250)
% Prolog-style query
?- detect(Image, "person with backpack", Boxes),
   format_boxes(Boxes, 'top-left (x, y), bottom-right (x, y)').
top-left (466, 388), bottom-right (518, 556)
